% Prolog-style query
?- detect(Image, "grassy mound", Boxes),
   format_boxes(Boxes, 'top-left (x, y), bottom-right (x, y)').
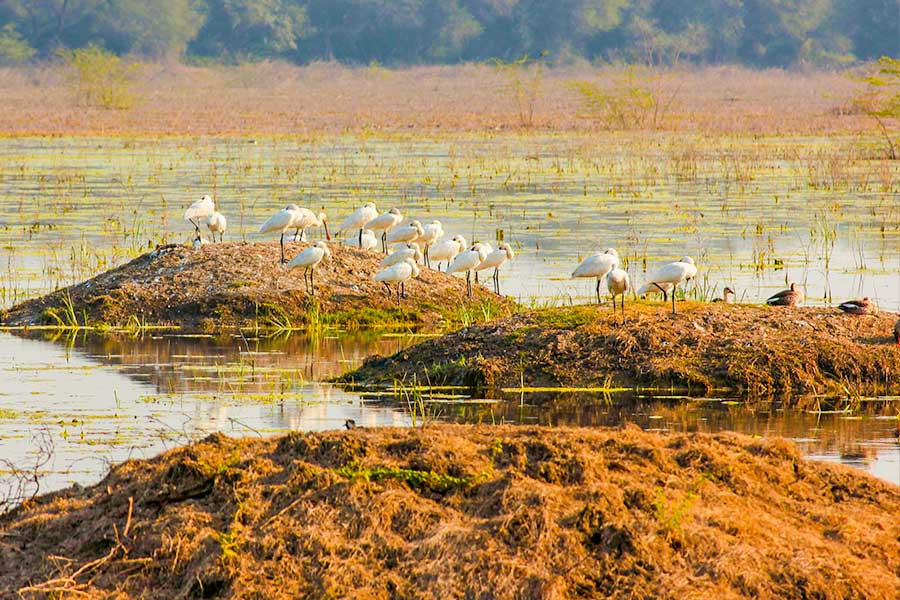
top-left (341, 303), bottom-right (900, 397)
top-left (0, 242), bottom-right (513, 332)
top-left (1, 426), bottom-right (898, 599)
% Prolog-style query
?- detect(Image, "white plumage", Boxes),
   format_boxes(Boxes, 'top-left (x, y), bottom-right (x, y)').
top-left (379, 242), bottom-right (421, 268)
top-left (293, 209), bottom-right (330, 242)
top-left (365, 207), bottom-right (403, 252)
top-left (475, 243), bottom-right (514, 294)
top-left (373, 257), bottom-right (420, 305)
top-left (448, 243), bottom-right (489, 297)
top-left (607, 267), bottom-right (631, 324)
top-left (340, 202), bottom-right (378, 245)
top-left (385, 220), bottom-right (424, 245)
top-left (637, 256), bottom-right (697, 314)
top-left (572, 248), bottom-right (619, 303)
top-left (259, 204), bottom-right (303, 263)
top-left (358, 229), bottom-right (378, 250)
top-left (429, 235), bottom-right (467, 270)
top-left (205, 211), bottom-right (226, 242)
top-left (418, 220), bottom-right (444, 268)
top-left (184, 195), bottom-right (215, 239)
top-left (287, 241), bottom-right (331, 296)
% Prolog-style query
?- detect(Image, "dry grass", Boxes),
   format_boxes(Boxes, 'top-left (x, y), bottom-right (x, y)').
top-left (344, 303), bottom-right (900, 399)
top-left (1, 426), bottom-right (898, 599)
top-left (0, 62), bottom-right (869, 136)
top-left (0, 242), bottom-right (515, 331)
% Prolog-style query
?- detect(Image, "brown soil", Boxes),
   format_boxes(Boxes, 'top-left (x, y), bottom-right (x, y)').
top-left (2, 426), bottom-right (898, 599)
top-left (0, 242), bottom-right (513, 332)
top-left (341, 303), bottom-right (900, 398)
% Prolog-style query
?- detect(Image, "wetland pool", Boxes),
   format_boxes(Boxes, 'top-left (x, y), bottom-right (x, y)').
top-left (1, 133), bottom-right (899, 499)
top-left (1, 330), bottom-right (898, 502)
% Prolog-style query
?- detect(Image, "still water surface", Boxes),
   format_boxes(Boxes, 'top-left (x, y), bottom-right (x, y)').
top-left (1, 331), bottom-right (897, 500)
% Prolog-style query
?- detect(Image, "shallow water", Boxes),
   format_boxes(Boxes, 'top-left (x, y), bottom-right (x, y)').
top-left (0, 135), bottom-right (898, 310)
top-left (1, 331), bottom-right (897, 503)
top-left (1, 135), bottom-right (899, 500)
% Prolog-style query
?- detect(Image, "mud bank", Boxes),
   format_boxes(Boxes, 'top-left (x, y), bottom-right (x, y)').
top-left (1, 426), bottom-right (898, 599)
top-left (341, 303), bottom-right (900, 397)
top-left (0, 242), bottom-right (514, 331)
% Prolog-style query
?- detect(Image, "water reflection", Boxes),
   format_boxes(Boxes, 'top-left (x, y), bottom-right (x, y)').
top-left (1, 331), bottom-right (897, 504)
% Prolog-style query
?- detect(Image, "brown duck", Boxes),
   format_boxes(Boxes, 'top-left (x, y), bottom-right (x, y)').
top-left (894, 318), bottom-right (900, 345)
top-left (766, 282), bottom-right (803, 307)
top-left (838, 297), bottom-right (878, 315)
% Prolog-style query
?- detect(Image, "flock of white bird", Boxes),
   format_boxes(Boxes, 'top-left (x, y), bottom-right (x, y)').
top-left (183, 196), bottom-right (814, 322)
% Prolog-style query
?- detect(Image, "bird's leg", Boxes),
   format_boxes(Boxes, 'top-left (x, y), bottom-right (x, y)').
top-left (311, 268), bottom-right (315, 297)
top-left (381, 232), bottom-right (387, 254)
top-left (475, 270), bottom-right (479, 284)
top-left (382, 282), bottom-right (392, 296)
top-left (466, 271), bottom-right (472, 298)
top-left (596, 280), bottom-right (601, 304)
top-left (396, 285), bottom-right (401, 306)
top-left (358, 229), bottom-right (363, 247)
top-left (424, 247), bottom-right (429, 269)
top-left (279, 233), bottom-right (287, 264)
top-left (494, 268), bottom-right (500, 294)
top-left (651, 282), bottom-right (667, 302)
top-left (671, 283), bottom-right (677, 315)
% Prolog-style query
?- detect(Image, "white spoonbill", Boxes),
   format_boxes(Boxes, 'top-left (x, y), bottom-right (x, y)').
top-left (638, 256), bottom-right (698, 315)
top-left (572, 248), bottom-right (619, 303)
top-left (259, 204), bottom-right (303, 264)
top-left (358, 229), bottom-right (378, 250)
top-left (429, 235), bottom-right (467, 271)
top-left (365, 207), bottom-right (403, 252)
top-left (287, 241), bottom-right (331, 296)
top-left (607, 267), bottom-right (630, 324)
top-left (379, 242), bottom-right (422, 268)
top-left (447, 243), bottom-right (489, 298)
top-left (184, 195), bottom-right (215, 240)
top-left (418, 220), bottom-right (444, 268)
top-left (205, 211), bottom-right (226, 243)
top-left (293, 208), bottom-right (330, 242)
top-left (340, 202), bottom-right (378, 247)
top-left (475, 243), bottom-right (514, 294)
top-left (386, 220), bottom-right (424, 246)
top-left (373, 257), bottom-right (420, 306)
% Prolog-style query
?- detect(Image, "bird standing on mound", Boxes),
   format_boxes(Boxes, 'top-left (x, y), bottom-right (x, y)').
top-left (357, 229), bottom-right (378, 250)
top-left (448, 243), bottom-right (489, 298)
top-left (205, 211), bottom-right (226, 243)
top-left (767, 282), bottom-right (804, 307)
top-left (287, 241), bottom-right (331, 296)
top-left (572, 248), bottom-right (619, 304)
top-left (340, 202), bottom-right (378, 247)
top-left (838, 297), bottom-right (878, 315)
top-left (380, 242), bottom-right (422, 268)
top-left (293, 208), bottom-right (330, 243)
top-left (429, 235), bottom-right (467, 272)
top-left (637, 256), bottom-right (698, 315)
top-left (475, 243), bottom-right (514, 295)
top-left (607, 267), bottom-right (630, 324)
top-left (373, 257), bottom-right (420, 306)
top-left (418, 220), bottom-right (444, 268)
top-left (184, 195), bottom-right (215, 241)
top-left (259, 204), bottom-right (303, 264)
top-left (386, 220), bottom-right (424, 246)
top-left (365, 207), bottom-right (403, 253)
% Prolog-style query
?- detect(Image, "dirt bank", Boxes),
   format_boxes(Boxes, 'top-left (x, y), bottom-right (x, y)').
top-left (341, 303), bottom-right (900, 397)
top-left (1, 426), bottom-right (898, 599)
top-left (0, 242), bottom-right (513, 331)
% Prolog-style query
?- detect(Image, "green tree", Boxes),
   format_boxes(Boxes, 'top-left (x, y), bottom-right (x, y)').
top-left (0, 23), bottom-right (35, 64)
top-left (853, 56), bottom-right (900, 159)
top-left (189, 0), bottom-right (308, 61)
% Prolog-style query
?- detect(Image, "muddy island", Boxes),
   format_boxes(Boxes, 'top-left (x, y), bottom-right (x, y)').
top-left (0, 242), bottom-right (514, 332)
top-left (1, 426), bottom-right (898, 599)
top-left (341, 303), bottom-right (900, 397)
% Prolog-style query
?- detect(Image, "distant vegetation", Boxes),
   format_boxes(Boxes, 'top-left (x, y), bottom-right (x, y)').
top-left (0, 0), bottom-right (896, 68)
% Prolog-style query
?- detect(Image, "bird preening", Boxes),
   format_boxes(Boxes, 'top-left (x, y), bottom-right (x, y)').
top-left (184, 195), bottom-right (215, 241)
